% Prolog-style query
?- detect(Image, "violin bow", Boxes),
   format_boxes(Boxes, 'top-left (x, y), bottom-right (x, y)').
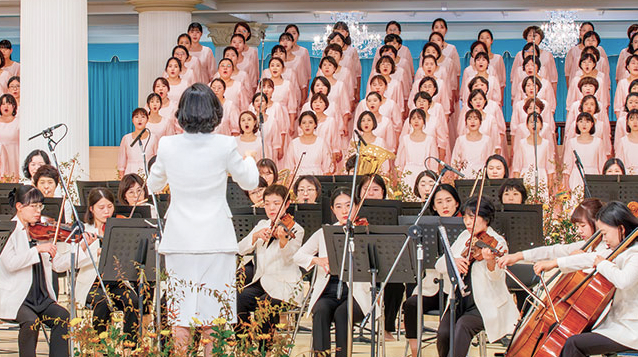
top-left (465, 166), bottom-right (487, 262)
top-left (53, 159), bottom-right (76, 243)
top-left (268, 152), bottom-right (306, 240)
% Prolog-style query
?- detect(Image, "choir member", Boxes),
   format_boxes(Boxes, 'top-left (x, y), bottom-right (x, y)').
top-left (563, 112), bottom-right (606, 191)
top-left (232, 22), bottom-right (259, 91)
top-left (423, 37), bottom-right (456, 99)
top-left (579, 31), bottom-right (611, 80)
top-left (460, 52), bottom-right (502, 106)
top-left (278, 32), bottom-right (306, 98)
top-left (250, 92), bottom-right (283, 162)
top-left (217, 58), bottom-right (248, 111)
top-left (431, 18), bottom-right (461, 95)
top-left (176, 35), bottom-right (204, 83)
top-left (512, 113), bottom-right (555, 190)
top-left (7, 76), bottom-right (19, 110)
top-left (187, 22), bottom-right (216, 83)
top-left (167, 45), bottom-right (196, 86)
top-left (366, 92), bottom-right (397, 151)
top-left (512, 76), bottom-right (555, 141)
top-left (236, 111), bottom-right (269, 161)
top-left (566, 77), bottom-right (599, 120)
top-left (512, 57), bottom-right (556, 113)
top-left (264, 45), bottom-right (301, 102)
top-left (373, 44), bottom-right (411, 100)
top-left (293, 175), bottom-right (321, 204)
top-left (146, 93), bottom-right (174, 140)
top-left (569, 95), bottom-right (612, 157)
top-left (603, 158), bottom-right (627, 176)
top-left (319, 56), bottom-right (353, 124)
top-left (320, 44), bottom-right (355, 105)
top-left (451, 109), bottom-right (495, 178)
top-left (284, 24), bottom-right (311, 97)
top-left (268, 57), bottom-right (299, 129)
top-left (0, 40), bottom-right (19, 77)
top-left (332, 22), bottom-right (362, 86)
top-left (237, 184), bottom-right (304, 341)
top-left (615, 109), bottom-right (638, 174)
top-left (373, 33), bottom-right (414, 81)
top-left (210, 78), bottom-right (240, 136)
top-left (456, 89), bottom-right (502, 155)
top-left (614, 54), bottom-right (638, 118)
top-left (353, 112), bottom-right (391, 171)
top-left (219, 46), bottom-right (251, 94)
top-left (0, 186), bottom-right (70, 357)
top-left (616, 25), bottom-right (638, 82)
top-left (485, 154), bottom-right (509, 180)
top-left (304, 76), bottom-right (349, 128)
top-left (355, 75), bottom-right (403, 134)
top-left (478, 29), bottom-right (506, 91)
top-left (21, 149), bottom-right (50, 184)
top-left (409, 52), bottom-right (451, 118)
top-left (285, 111), bottom-right (332, 175)
top-left (435, 196), bottom-right (519, 357)
top-left (498, 179), bottom-right (528, 205)
top-left (152, 77), bottom-right (178, 126)
top-left (0, 53), bottom-right (10, 94)
top-left (566, 52), bottom-right (610, 110)
top-left (400, 92), bottom-right (448, 159)
top-left (567, 22), bottom-right (599, 82)
top-left (413, 170), bottom-right (438, 202)
top-left (309, 93), bottom-right (342, 167)
top-left (511, 97), bottom-right (556, 156)
top-left (117, 108), bottom-right (159, 178)
top-left (396, 108), bottom-right (439, 187)
top-left (517, 26), bottom-right (558, 89)
top-left (370, 56), bottom-right (405, 114)
top-left (0, 93), bottom-right (19, 178)
top-left (615, 92), bottom-right (638, 144)
top-left (164, 57), bottom-right (189, 105)
top-left (293, 188), bottom-right (370, 357)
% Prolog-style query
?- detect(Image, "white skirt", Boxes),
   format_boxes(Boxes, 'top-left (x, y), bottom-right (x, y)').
top-left (165, 252), bottom-right (237, 326)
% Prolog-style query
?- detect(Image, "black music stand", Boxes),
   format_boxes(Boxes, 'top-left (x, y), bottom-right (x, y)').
top-left (398, 215), bottom-right (465, 262)
top-left (288, 203), bottom-right (322, 244)
top-left (231, 207), bottom-right (267, 241)
top-left (0, 221), bottom-right (16, 256)
top-left (74, 205), bottom-right (152, 221)
top-left (0, 214), bottom-right (12, 222)
top-left (99, 218), bottom-right (164, 283)
top-left (227, 177), bottom-right (254, 208)
top-left (401, 202), bottom-right (425, 216)
top-left (77, 180), bottom-right (120, 206)
top-left (0, 183), bottom-right (21, 198)
top-left (492, 204), bottom-right (544, 253)
top-left (357, 199), bottom-right (402, 226)
top-left (455, 178), bottom-right (523, 210)
top-left (0, 197), bottom-right (63, 220)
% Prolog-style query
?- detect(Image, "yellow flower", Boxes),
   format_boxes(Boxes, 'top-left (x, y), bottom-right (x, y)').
top-left (191, 317), bottom-right (203, 325)
top-left (148, 332), bottom-right (157, 338)
top-left (275, 323), bottom-right (286, 329)
top-left (236, 333), bottom-right (248, 339)
top-left (90, 337), bottom-right (100, 343)
top-left (212, 317), bottom-right (227, 326)
top-left (543, 204), bottom-right (550, 211)
top-left (257, 333), bottom-right (271, 340)
top-left (201, 338), bottom-right (212, 345)
top-left (160, 330), bottom-right (171, 336)
top-left (227, 340), bottom-right (237, 347)
top-left (69, 317), bottom-right (83, 327)
top-left (99, 332), bottom-right (109, 340)
top-left (123, 341), bottom-right (136, 348)
top-left (551, 232), bottom-right (559, 238)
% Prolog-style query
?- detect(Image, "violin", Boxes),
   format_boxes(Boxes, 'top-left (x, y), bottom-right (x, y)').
top-left (353, 217), bottom-right (369, 226)
top-left (28, 221), bottom-right (82, 243)
top-left (275, 213), bottom-right (297, 240)
top-left (462, 231), bottom-right (501, 262)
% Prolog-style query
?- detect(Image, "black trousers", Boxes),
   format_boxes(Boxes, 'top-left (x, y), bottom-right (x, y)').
top-left (560, 332), bottom-right (631, 357)
top-left (15, 302), bottom-right (69, 357)
top-left (236, 281), bottom-right (282, 337)
top-left (88, 282), bottom-right (139, 343)
top-left (311, 281), bottom-right (364, 357)
top-left (383, 282), bottom-right (406, 333)
top-left (436, 309), bottom-right (484, 357)
top-left (402, 294), bottom-right (442, 339)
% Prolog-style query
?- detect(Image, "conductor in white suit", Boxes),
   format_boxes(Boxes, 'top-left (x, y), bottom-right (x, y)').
top-left (148, 83), bottom-right (259, 356)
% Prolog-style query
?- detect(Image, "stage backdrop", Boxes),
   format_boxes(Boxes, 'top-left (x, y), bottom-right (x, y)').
top-left (9, 39), bottom-right (629, 146)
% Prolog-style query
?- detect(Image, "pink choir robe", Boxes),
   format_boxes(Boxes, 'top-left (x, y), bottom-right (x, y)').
top-left (263, 68), bottom-right (301, 105)
top-left (355, 98), bottom-right (402, 139)
top-left (320, 66), bottom-right (356, 104)
top-left (615, 112), bottom-right (630, 145)
top-left (292, 45), bottom-right (312, 92)
top-left (117, 132), bottom-right (159, 175)
top-left (566, 71), bottom-right (610, 111)
top-left (511, 76), bottom-right (556, 113)
top-left (456, 102), bottom-right (505, 153)
top-left (0, 117), bottom-right (19, 178)
top-left (235, 135), bottom-right (271, 162)
top-left (146, 116), bottom-right (175, 141)
top-left (400, 108), bottom-right (449, 161)
top-left (213, 69), bottom-right (252, 95)
top-left (0, 143), bottom-right (9, 178)
top-left (239, 47), bottom-right (259, 93)
top-left (2, 62), bottom-right (20, 77)
top-left (565, 45), bottom-right (609, 81)
top-left (614, 77), bottom-right (636, 115)
top-left (271, 79), bottom-right (300, 117)
top-left (451, 134), bottom-right (495, 178)
top-left (470, 54), bottom-right (507, 89)
top-left (511, 49), bottom-right (558, 84)
top-left (0, 71), bottom-right (11, 94)
top-left (341, 46), bottom-right (362, 79)
top-left (460, 74), bottom-right (502, 107)
top-left (372, 45), bottom-right (415, 82)
top-left (395, 133), bottom-right (439, 187)
top-left (367, 63), bottom-right (412, 102)
top-left (615, 136), bottom-right (638, 174)
top-left (564, 109), bottom-right (612, 157)
top-left (249, 103), bottom-right (287, 163)
top-left (183, 57), bottom-right (204, 84)
top-left (616, 48), bottom-right (632, 82)
top-left (408, 73), bottom-right (452, 116)
top-left (285, 136), bottom-right (332, 175)
top-left (166, 78), bottom-right (190, 105)
top-left (563, 137), bottom-right (606, 190)
top-left (215, 99), bottom-right (241, 136)
top-left (512, 137), bottom-right (555, 186)
top-left (224, 79), bottom-right (249, 113)
top-left (190, 46), bottom-right (216, 84)
top-left (510, 98), bottom-right (556, 155)
top-left (441, 43), bottom-right (461, 93)
top-left (371, 115), bottom-right (397, 152)
top-left (379, 79), bottom-right (405, 115)
top-left (314, 116), bottom-right (342, 155)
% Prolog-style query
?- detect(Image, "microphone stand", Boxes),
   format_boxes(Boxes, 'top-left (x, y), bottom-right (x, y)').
top-left (574, 150), bottom-right (592, 198)
top-left (335, 131), bottom-right (363, 357)
top-left (36, 125), bottom-right (114, 355)
top-left (532, 42), bottom-right (540, 198)
top-left (360, 157), bottom-right (449, 357)
top-left (257, 30), bottom-right (266, 159)
top-left (136, 134), bottom-right (165, 349)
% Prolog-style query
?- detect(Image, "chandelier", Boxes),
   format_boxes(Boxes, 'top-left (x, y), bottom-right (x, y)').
top-left (539, 11), bottom-right (580, 59)
top-left (312, 12), bottom-right (383, 59)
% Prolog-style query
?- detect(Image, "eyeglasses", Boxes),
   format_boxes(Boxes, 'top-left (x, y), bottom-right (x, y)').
top-left (8, 84), bottom-right (19, 90)
top-left (297, 188), bottom-right (317, 194)
top-left (28, 203), bottom-right (45, 211)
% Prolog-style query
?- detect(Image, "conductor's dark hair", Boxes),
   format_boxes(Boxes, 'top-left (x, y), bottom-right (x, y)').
top-left (263, 184), bottom-right (290, 203)
top-left (187, 22), bottom-right (203, 33)
top-left (33, 164), bottom-right (60, 187)
top-left (486, 154), bottom-right (509, 178)
top-left (118, 173), bottom-right (148, 205)
top-left (596, 201), bottom-right (638, 241)
top-left (429, 184), bottom-right (461, 216)
top-left (8, 185), bottom-right (44, 209)
top-left (603, 158), bottom-right (626, 175)
top-left (461, 195), bottom-right (496, 225)
top-left (330, 187), bottom-right (351, 207)
top-left (23, 150), bottom-right (51, 179)
top-left (413, 170), bottom-right (438, 199)
top-left (257, 158), bottom-right (278, 183)
top-left (84, 187), bottom-right (115, 225)
top-left (356, 174), bottom-right (387, 202)
top-left (571, 198), bottom-right (604, 232)
top-left (386, 21), bottom-right (402, 32)
top-left (176, 83), bottom-right (223, 133)
top-left (498, 179), bottom-right (528, 205)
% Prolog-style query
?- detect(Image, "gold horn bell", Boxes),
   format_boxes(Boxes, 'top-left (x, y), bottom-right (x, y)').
top-left (351, 141), bottom-right (396, 175)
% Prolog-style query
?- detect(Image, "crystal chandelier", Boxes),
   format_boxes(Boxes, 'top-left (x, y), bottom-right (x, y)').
top-left (539, 11), bottom-right (580, 59)
top-left (312, 12), bottom-right (383, 59)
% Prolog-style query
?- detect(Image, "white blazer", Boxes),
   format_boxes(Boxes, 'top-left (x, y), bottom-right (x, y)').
top-left (238, 219), bottom-right (304, 305)
top-left (148, 133), bottom-right (259, 254)
top-left (434, 227), bottom-right (519, 342)
top-left (0, 217), bottom-right (70, 319)
top-left (293, 226), bottom-right (372, 318)
top-left (522, 239), bottom-right (611, 272)
top-left (69, 223), bottom-right (101, 305)
top-left (593, 245), bottom-right (638, 350)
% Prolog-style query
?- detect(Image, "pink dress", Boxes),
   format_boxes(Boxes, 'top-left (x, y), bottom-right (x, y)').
top-left (616, 48), bottom-right (631, 82)
top-left (400, 109), bottom-right (449, 160)
top-left (263, 68), bottom-right (301, 102)
top-left (512, 137), bottom-right (555, 186)
top-left (381, 79), bottom-right (405, 114)
top-left (441, 43), bottom-right (461, 93)
top-left (213, 69), bottom-right (251, 94)
top-left (395, 133), bottom-right (439, 186)
top-left (565, 45), bottom-right (609, 81)
top-left (146, 116), bottom-right (175, 140)
top-left (615, 111), bottom-right (630, 145)
top-left (456, 103), bottom-right (505, 153)
top-left (566, 71), bottom-right (610, 110)
top-left (460, 74), bottom-right (501, 106)
top-left (248, 103), bottom-right (286, 163)
top-left (271, 79), bottom-right (299, 117)
top-left (341, 45), bottom-right (362, 79)
top-left (0, 71), bottom-right (11, 94)
top-left (511, 76), bottom-right (556, 113)
top-left (563, 137), bottom-right (606, 190)
top-left (215, 99), bottom-right (240, 136)
top-left (511, 49), bottom-right (558, 84)
top-left (355, 98), bottom-right (402, 137)
top-left (0, 143), bottom-right (9, 178)
top-left (314, 116), bottom-right (341, 154)
top-left (167, 78), bottom-right (190, 105)
top-left (451, 134), bottom-right (495, 178)
top-left (564, 109), bottom-right (612, 157)
top-left (1, 62), bottom-right (20, 77)
top-left (190, 46), bottom-right (216, 84)
top-left (284, 136), bottom-right (331, 175)
top-left (183, 56), bottom-right (204, 84)
top-left (471, 54), bottom-right (507, 89)
top-left (614, 78), bottom-right (634, 115)
top-left (117, 132), bottom-right (159, 175)
top-left (510, 98), bottom-right (556, 155)
top-left (292, 46), bottom-right (312, 91)
top-left (224, 79), bottom-right (249, 112)
top-left (615, 136), bottom-right (638, 174)
top-left (367, 65), bottom-right (411, 102)
top-left (371, 115), bottom-right (397, 152)
top-left (408, 73), bottom-right (451, 116)
top-left (238, 47), bottom-right (259, 93)
top-left (235, 135), bottom-right (270, 161)
top-left (0, 117), bottom-right (19, 178)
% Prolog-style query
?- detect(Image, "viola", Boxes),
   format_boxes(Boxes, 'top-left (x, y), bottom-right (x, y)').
top-left (28, 221), bottom-right (82, 243)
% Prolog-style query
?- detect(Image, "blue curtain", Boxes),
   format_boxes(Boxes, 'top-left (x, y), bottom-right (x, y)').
top-left (88, 57), bottom-right (138, 146)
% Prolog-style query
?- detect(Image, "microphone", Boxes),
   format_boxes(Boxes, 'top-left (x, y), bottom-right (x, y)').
top-left (28, 124), bottom-right (64, 141)
top-left (353, 129), bottom-right (368, 146)
top-left (573, 150), bottom-right (584, 169)
top-left (429, 157), bottom-right (465, 178)
top-left (130, 128), bottom-right (148, 148)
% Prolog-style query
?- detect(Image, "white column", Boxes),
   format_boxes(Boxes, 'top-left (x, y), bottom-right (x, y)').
top-left (131, 0), bottom-right (201, 105)
top-left (20, 0), bottom-right (90, 176)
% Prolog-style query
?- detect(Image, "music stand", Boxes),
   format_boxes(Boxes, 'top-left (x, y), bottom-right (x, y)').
top-left (0, 221), bottom-right (16, 256)
top-left (357, 199), bottom-right (402, 226)
top-left (288, 203), bottom-right (322, 244)
top-left (0, 183), bottom-right (21, 198)
top-left (401, 202), bottom-right (425, 217)
top-left (492, 204), bottom-right (544, 253)
top-left (74, 205), bottom-right (152, 221)
top-left (99, 218), bottom-right (164, 283)
top-left (398, 216), bottom-right (465, 263)
top-left (227, 177), bottom-right (254, 208)
top-left (77, 180), bottom-right (120, 206)
top-left (231, 208), bottom-right (267, 241)
top-left (0, 197), bottom-right (63, 221)
top-left (0, 214), bottom-right (12, 222)
top-left (455, 178), bottom-right (523, 210)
